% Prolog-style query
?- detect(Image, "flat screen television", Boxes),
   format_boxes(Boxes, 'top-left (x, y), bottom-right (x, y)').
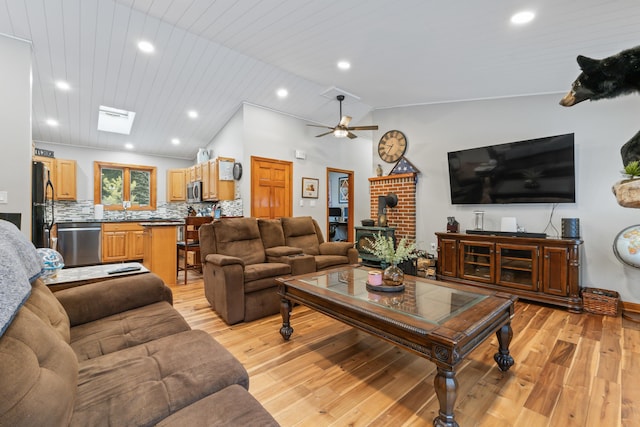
top-left (447, 133), bottom-right (575, 204)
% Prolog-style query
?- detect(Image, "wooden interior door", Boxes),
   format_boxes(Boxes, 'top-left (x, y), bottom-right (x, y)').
top-left (251, 156), bottom-right (292, 219)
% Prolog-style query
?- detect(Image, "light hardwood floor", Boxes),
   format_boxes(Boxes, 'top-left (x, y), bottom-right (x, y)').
top-left (170, 274), bottom-right (639, 427)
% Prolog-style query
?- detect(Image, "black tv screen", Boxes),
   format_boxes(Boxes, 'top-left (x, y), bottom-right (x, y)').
top-left (447, 133), bottom-right (575, 204)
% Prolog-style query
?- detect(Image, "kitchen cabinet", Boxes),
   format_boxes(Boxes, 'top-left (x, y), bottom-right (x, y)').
top-left (200, 157), bottom-right (235, 201)
top-left (33, 156), bottom-right (77, 200)
top-left (436, 232), bottom-right (582, 312)
top-left (166, 169), bottom-right (186, 201)
top-left (202, 159), bottom-right (214, 200)
top-left (102, 223), bottom-right (144, 262)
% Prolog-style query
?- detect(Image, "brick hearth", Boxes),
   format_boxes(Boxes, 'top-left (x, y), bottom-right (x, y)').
top-left (369, 172), bottom-right (417, 240)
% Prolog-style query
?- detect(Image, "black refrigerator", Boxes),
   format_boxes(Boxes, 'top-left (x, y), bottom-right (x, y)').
top-left (32, 161), bottom-right (55, 248)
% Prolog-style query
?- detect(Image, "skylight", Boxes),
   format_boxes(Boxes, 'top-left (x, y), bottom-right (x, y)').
top-left (97, 105), bottom-right (136, 135)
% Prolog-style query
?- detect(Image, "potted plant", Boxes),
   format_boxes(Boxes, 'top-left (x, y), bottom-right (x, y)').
top-left (366, 233), bottom-right (418, 286)
top-left (622, 160), bottom-right (640, 179)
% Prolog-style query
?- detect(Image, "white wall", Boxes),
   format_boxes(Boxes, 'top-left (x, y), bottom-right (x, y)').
top-left (34, 142), bottom-right (191, 202)
top-left (372, 93), bottom-right (640, 303)
top-left (0, 35), bottom-right (31, 236)
top-left (243, 104), bottom-right (372, 234)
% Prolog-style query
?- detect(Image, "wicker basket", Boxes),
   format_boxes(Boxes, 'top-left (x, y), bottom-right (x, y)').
top-left (582, 287), bottom-right (620, 316)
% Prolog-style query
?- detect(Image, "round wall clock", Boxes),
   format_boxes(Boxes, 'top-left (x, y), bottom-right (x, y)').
top-left (378, 130), bottom-right (407, 163)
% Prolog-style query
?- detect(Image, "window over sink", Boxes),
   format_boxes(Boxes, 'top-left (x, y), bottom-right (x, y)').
top-left (94, 161), bottom-right (157, 210)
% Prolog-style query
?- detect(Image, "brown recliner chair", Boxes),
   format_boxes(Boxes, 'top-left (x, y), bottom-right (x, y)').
top-left (280, 216), bottom-right (358, 271)
top-left (199, 217), bottom-right (293, 325)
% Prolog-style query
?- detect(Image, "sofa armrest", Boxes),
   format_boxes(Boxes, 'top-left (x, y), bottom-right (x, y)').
top-left (319, 241), bottom-right (355, 256)
top-left (265, 246), bottom-right (303, 258)
top-left (204, 253), bottom-right (245, 267)
top-left (54, 273), bottom-right (173, 327)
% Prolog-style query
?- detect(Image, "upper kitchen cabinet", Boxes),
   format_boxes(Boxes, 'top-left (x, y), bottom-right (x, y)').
top-left (204, 157), bottom-right (235, 201)
top-left (167, 168), bottom-right (186, 202)
top-left (55, 159), bottom-right (77, 200)
top-left (33, 156), bottom-right (77, 201)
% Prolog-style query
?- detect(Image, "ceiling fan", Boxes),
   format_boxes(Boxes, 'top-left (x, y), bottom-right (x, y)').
top-left (308, 95), bottom-right (378, 139)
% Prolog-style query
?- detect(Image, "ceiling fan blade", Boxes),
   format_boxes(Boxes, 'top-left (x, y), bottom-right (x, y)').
top-left (347, 132), bottom-right (358, 139)
top-left (339, 115), bottom-right (352, 127)
top-left (307, 124), bottom-right (333, 129)
top-left (315, 130), bottom-right (335, 138)
top-left (348, 125), bottom-right (379, 131)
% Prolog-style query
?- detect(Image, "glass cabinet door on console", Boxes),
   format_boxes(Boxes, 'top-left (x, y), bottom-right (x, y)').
top-left (459, 241), bottom-right (494, 283)
top-left (496, 244), bottom-right (538, 291)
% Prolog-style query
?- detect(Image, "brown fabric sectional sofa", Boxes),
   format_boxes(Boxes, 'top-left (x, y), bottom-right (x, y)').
top-left (0, 272), bottom-right (278, 426)
top-left (199, 216), bottom-right (358, 325)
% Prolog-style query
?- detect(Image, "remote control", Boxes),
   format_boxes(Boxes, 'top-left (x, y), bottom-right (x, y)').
top-left (107, 266), bottom-right (142, 274)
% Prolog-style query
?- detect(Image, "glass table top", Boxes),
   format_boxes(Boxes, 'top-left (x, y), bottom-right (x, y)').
top-left (298, 267), bottom-right (488, 325)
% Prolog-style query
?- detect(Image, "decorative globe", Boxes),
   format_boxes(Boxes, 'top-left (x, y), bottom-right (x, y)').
top-left (613, 225), bottom-right (640, 268)
top-left (36, 248), bottom-right (65, 278)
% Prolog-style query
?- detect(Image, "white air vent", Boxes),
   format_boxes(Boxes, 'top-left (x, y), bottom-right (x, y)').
top-left (320, 87), bottom-right (360, 101)
top-left (98, 105), bottom-right (136, 135)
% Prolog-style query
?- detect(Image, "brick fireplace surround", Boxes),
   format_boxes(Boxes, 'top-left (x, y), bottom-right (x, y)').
top-left (368, 172), bottom-right (417, 240)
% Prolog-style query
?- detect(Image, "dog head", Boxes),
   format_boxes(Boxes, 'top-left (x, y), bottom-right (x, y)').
top-left (559, 54), bottom-right (630, 106)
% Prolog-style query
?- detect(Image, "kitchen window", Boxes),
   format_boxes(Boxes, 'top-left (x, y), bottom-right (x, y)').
top-left (94, 161), bottom-right (157, 210)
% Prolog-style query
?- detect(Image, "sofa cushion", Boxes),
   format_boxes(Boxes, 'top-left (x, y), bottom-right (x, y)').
top-left (71, 329), bottom-right (249, 427)
top-left (70, 301), bottom-right (191, 361)
top-left (281, 216), bottom-right (320, 255)
top-left (258, 218), bottom-right (286, 249)
top-left (213, 218), bottom-right (266, 265)
top-left (0, 304), bottom-right (78, 426)
top-left (156, 384), bottom-right (279, 427)
top-left (243, 262), bottom-right (291, 283)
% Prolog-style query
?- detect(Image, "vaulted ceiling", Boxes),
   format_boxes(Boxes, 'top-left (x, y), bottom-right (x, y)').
top-left (1, 0), bottom-right (639, 159)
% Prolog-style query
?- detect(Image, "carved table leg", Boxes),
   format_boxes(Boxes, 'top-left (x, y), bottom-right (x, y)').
top-left (493, 323), bottom-right (514, 371)
top-left (279, 297), bottom-right (293, 340)
top-left (433, 367), bottom-right (459, 427)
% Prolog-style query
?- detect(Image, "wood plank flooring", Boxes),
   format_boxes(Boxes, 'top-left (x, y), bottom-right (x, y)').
top-left (170, 274), bottom-right (640, 427)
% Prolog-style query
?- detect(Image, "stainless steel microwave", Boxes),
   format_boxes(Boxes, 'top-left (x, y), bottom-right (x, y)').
top-left (187, 181), bottom-right (202, 203)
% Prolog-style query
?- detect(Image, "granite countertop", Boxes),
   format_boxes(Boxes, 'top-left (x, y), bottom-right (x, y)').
top-left (139, 221), bottom-right (183, 226)
top-left (56, 218), bottom-right (184, 224)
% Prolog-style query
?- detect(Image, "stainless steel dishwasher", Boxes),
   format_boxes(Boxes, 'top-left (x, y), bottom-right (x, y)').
top-left (56, 222), bottom-right (102, 267)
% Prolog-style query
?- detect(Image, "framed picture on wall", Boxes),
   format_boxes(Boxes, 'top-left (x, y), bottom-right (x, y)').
top-left (302, 177), bottom-right (319, 198)
top-left (339, 177), bottom-right (348, 203)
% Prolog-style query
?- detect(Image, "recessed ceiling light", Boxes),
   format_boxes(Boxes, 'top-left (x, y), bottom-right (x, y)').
top-left (171, 138), bottom-right (180, 145)
top-left (510, 10), bottom-right (535, 25)
top-left (276, 88), bottom-right (288, 98)
top-left (337, 61), bottom-right (351, 70)
top-left (46, 119), bottom-right (59, 127)
top-left (137, 40), bottom-right (155, 53)
top-left (125, 143), bottom-right (134, 150)
top-left (187, 110), bottom-right (198, 119)
top-left (55, 80), bottom-right (70, 91)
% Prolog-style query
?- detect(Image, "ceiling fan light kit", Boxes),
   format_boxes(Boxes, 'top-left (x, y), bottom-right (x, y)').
top-left (308, 95), bottom-right (378, 139)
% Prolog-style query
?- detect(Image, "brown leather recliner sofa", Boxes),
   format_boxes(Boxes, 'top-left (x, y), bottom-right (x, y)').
top-left (0, 220), bottom-right (278, 427)
top-left (199, 216), bottom-right (358, 325)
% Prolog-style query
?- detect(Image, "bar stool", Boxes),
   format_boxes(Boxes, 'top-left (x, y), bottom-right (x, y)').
top-left (176, 216), bottom-right (212, 284)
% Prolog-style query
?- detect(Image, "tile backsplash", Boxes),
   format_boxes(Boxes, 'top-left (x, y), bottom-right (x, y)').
top-left (52, 199), bottom-right (244, 222)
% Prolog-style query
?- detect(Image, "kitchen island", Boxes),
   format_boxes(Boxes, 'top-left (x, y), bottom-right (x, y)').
top-left (141, 222), bottom-right (180, 285)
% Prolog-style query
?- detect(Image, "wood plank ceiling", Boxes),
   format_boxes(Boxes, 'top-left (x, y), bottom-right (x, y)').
top-left (1, 0), bottom-right (639, 159)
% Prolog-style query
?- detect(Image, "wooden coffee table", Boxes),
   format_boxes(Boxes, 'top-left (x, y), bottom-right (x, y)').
top-left (277, 266), bottom-right (517, 427)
